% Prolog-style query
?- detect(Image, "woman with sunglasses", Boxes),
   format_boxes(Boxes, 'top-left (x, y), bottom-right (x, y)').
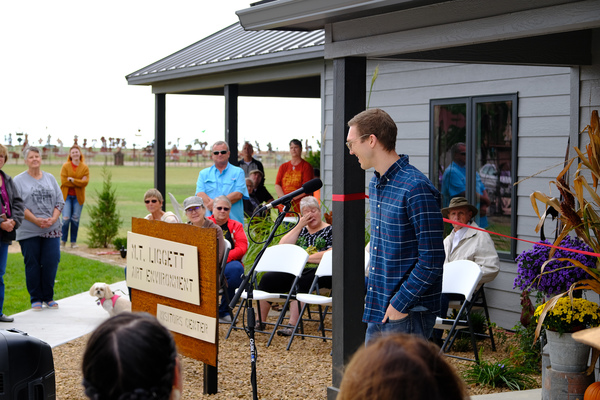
top-left (208, 195), bottom-right (246, 323)
top-left (143, 189), bottom-right (180, 223)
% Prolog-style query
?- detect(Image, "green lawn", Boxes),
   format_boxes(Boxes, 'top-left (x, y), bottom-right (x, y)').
top-left (2, 163), bottom-right (278, 244)
top-left (3, 252), bottom-right (126, 315)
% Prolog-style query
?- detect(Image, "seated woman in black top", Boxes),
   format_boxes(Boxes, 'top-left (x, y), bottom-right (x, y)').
top-left (257, 196), bottom-right (331, 336)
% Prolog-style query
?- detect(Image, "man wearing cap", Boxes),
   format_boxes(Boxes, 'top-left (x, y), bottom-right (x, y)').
top-left (442, 197), bottom-right (499, 286)
top-left (196, 141), bottom-right (249, 224)
top-left (183, 196), bottom-right (225, 265)
top-left (347, 108), bottom-right (445, 344)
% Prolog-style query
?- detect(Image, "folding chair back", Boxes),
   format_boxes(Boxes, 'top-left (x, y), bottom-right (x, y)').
top-left (434, 260), bottom-right (483, 362)
top-left (219, 239), bottom-right (232, 314)
top-left (442, 260), bottom-right (482, 301)
top-left (254, 244), bottom-right (308, 275)
top-left (313, 250), bottom-right (333, 278)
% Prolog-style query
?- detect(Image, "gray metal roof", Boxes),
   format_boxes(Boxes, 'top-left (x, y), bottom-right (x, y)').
top-left (127, 22), bottom-right (324, 86)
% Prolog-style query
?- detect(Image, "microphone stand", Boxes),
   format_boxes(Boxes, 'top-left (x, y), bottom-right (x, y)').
top-left (229, 201), bottom-right (292, 400)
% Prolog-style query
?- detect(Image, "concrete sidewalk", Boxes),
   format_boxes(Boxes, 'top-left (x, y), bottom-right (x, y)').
top-left (1, 281), bottom-right (128, 348)
top-left (472, 389), bottom-right (541, 399)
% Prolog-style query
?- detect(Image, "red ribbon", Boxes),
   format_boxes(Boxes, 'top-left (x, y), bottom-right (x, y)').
top-left (332, 193), bottom-right (368, 202)
top-left (443, 218), bottom-right (600, 258)
top-left (330, 193), bottom-right (599, 258)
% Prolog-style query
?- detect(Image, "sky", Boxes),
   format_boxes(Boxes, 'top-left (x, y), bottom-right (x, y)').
top-left (0, 1), bottom-right (322, 153)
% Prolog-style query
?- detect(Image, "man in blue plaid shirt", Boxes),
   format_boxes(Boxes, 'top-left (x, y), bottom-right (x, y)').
top-left (347, 108), bottom-right (445, 344)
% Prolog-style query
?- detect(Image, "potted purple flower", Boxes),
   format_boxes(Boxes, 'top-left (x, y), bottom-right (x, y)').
top-left (514, 236), bottom-right (596, 297)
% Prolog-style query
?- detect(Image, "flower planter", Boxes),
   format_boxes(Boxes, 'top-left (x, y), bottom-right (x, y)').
top-left (545, 330), bottom-right (590, 373)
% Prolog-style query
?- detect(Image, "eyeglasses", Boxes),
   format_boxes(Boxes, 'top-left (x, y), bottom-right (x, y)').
top-left (346, 134), bottom-right (371, 151)
top-left (145, 199), bottom-right (158, 204)
top-left (186, 206), bottom-right (203, 213)
top-left (213, 150), bottom-right (228, 155)
top-left (215, 206), bottom-right (230, 211)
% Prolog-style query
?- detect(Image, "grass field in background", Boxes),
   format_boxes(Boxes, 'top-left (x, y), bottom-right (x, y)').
top-left (3, 252), bottom-right (126, 315)
top-left (2, 163), bottom-right (278, 244)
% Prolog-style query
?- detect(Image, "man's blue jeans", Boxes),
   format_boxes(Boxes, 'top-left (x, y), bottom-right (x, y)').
top-left (0, 242), bottom-right (9, 314)
top-left (220, 260), bottom-right (244, 318)
top-left (20, 237), bottom-right (61, 304)
top-left (62, 195), bottom-right (83, 244)
top-left (365, 305), bottom-right (436, 345)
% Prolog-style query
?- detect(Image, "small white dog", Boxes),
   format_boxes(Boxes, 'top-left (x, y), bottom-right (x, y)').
top-left (89, 282), bottom-right (131, 316)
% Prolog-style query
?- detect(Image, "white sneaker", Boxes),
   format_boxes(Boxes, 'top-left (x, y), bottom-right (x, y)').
top-left (219, 315), bottom-right (233, 324)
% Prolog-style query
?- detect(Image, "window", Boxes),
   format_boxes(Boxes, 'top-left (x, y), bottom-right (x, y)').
top-left (430, 94), bottom-right (517, 258)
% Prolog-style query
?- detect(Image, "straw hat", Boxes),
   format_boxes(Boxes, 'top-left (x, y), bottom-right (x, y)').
top-left (441, 197), bottom-right (479, 218)
top-left (573, 327), bottom-right (600, 350)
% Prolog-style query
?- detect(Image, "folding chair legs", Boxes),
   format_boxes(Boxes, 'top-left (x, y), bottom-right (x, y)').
top-left (286, 303), bottom-right (331, 350)
top-left (477, 288), bottom-right (496, 351)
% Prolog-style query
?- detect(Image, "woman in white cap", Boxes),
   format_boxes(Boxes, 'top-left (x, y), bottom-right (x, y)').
top-left (183, 195), bottom-right (224, 266)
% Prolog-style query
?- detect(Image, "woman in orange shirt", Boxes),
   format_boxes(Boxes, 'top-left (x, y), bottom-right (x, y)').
top-left (60, 145), bottom-right (89, 248)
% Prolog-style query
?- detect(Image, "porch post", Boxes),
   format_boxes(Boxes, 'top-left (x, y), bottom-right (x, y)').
top-left (224, 84), bottom-right (239, 163)
top-left (154, 93), bottom-right (166, 206)
top-left (328, 57), bottom-right (367, 399)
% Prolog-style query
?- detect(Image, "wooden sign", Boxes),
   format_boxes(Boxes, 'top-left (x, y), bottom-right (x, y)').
top-left (130, 217), bottom-right (218, 367)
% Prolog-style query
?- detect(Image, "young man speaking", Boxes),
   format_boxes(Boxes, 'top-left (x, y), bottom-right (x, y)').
top-left (347, 108), bottom-right (445, 344)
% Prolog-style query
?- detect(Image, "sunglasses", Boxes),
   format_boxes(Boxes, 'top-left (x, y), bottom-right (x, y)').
top-left (186, 206), bottom-right (202, 213)
top-left (213, 150), bottom-right (228, 155)
top-left (145, 199), bottom-right (158, 204)
top-left (215, 206), bottom-right (230, 211)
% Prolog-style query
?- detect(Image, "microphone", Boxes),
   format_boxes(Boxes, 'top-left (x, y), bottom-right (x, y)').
top-left (257, 178), bottom-right (322, 213)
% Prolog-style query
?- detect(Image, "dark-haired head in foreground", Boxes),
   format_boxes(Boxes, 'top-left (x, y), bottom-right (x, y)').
top-left (338, 333), bottom-right (467, 400)
top-left (82, 312), bottom-right (182, 400)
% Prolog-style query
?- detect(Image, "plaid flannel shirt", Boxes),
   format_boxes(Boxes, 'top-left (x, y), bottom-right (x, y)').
top-left (363, 155), bottom-right (445, 323)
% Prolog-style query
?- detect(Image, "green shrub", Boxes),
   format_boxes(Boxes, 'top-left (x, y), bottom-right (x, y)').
top-left (509, 321), bottom-right (542, 372)
top-left (463, 350), bottom-right (537, 390)
top-left (113, 236), bottom-right (127, 250)
top-left (87, 167), bottom-right (122, 248)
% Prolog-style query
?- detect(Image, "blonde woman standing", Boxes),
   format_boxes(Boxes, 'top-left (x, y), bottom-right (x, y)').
top-left (60, 145), bottom-right (89, 248)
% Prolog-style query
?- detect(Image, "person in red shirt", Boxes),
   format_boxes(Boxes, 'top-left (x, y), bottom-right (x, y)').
top-left (208, 195), bottom-right (247, 323)
top-left (275, 139), bottom-right (314, 214)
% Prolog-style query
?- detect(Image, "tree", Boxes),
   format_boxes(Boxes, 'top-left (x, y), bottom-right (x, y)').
top-left (86, 167), bottom-right (122, 248)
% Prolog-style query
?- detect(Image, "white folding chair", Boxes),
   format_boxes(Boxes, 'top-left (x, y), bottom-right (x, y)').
top-left (433, 260), bottom-right (483, 362)
top-left (226, 244), bottom-right (309, 347)
top-left (218, 240), bottom-right (232, 316)
top-left (286, 250), bottom-right (333, 350)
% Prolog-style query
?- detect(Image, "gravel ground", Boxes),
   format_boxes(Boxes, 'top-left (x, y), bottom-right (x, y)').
top-left (48, 244), bottom-right (541, 399)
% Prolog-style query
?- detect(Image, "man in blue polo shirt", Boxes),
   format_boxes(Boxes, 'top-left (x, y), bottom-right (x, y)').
top-left (347, 108), bottom-right (445, 344)
top-left (196, 141), bottom-right (249, 224)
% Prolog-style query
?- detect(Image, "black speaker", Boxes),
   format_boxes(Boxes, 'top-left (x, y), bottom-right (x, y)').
top-left (0, 329), bottom-right (55, 400)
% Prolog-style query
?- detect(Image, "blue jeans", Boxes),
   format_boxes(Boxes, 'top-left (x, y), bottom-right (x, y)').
top-left (0, 242), bottom-right (9, 314)
top-left (20, 237), bottom-right (61, 304)
top-left (220, 260), bottom-right (244, 317)
top-left (62, 195), bottom-right (83, 243)
top-left (365, 305), bottom-right (436, 345)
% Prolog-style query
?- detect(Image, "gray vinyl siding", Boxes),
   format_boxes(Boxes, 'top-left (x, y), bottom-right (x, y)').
top-left (322, 59), bottom-right (573, 329)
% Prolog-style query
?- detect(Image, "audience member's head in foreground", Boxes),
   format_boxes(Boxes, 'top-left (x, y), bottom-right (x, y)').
top-left (338, 333), bottom-right (467, 400)
top-left (82, 312), bottom-right (182, 400)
